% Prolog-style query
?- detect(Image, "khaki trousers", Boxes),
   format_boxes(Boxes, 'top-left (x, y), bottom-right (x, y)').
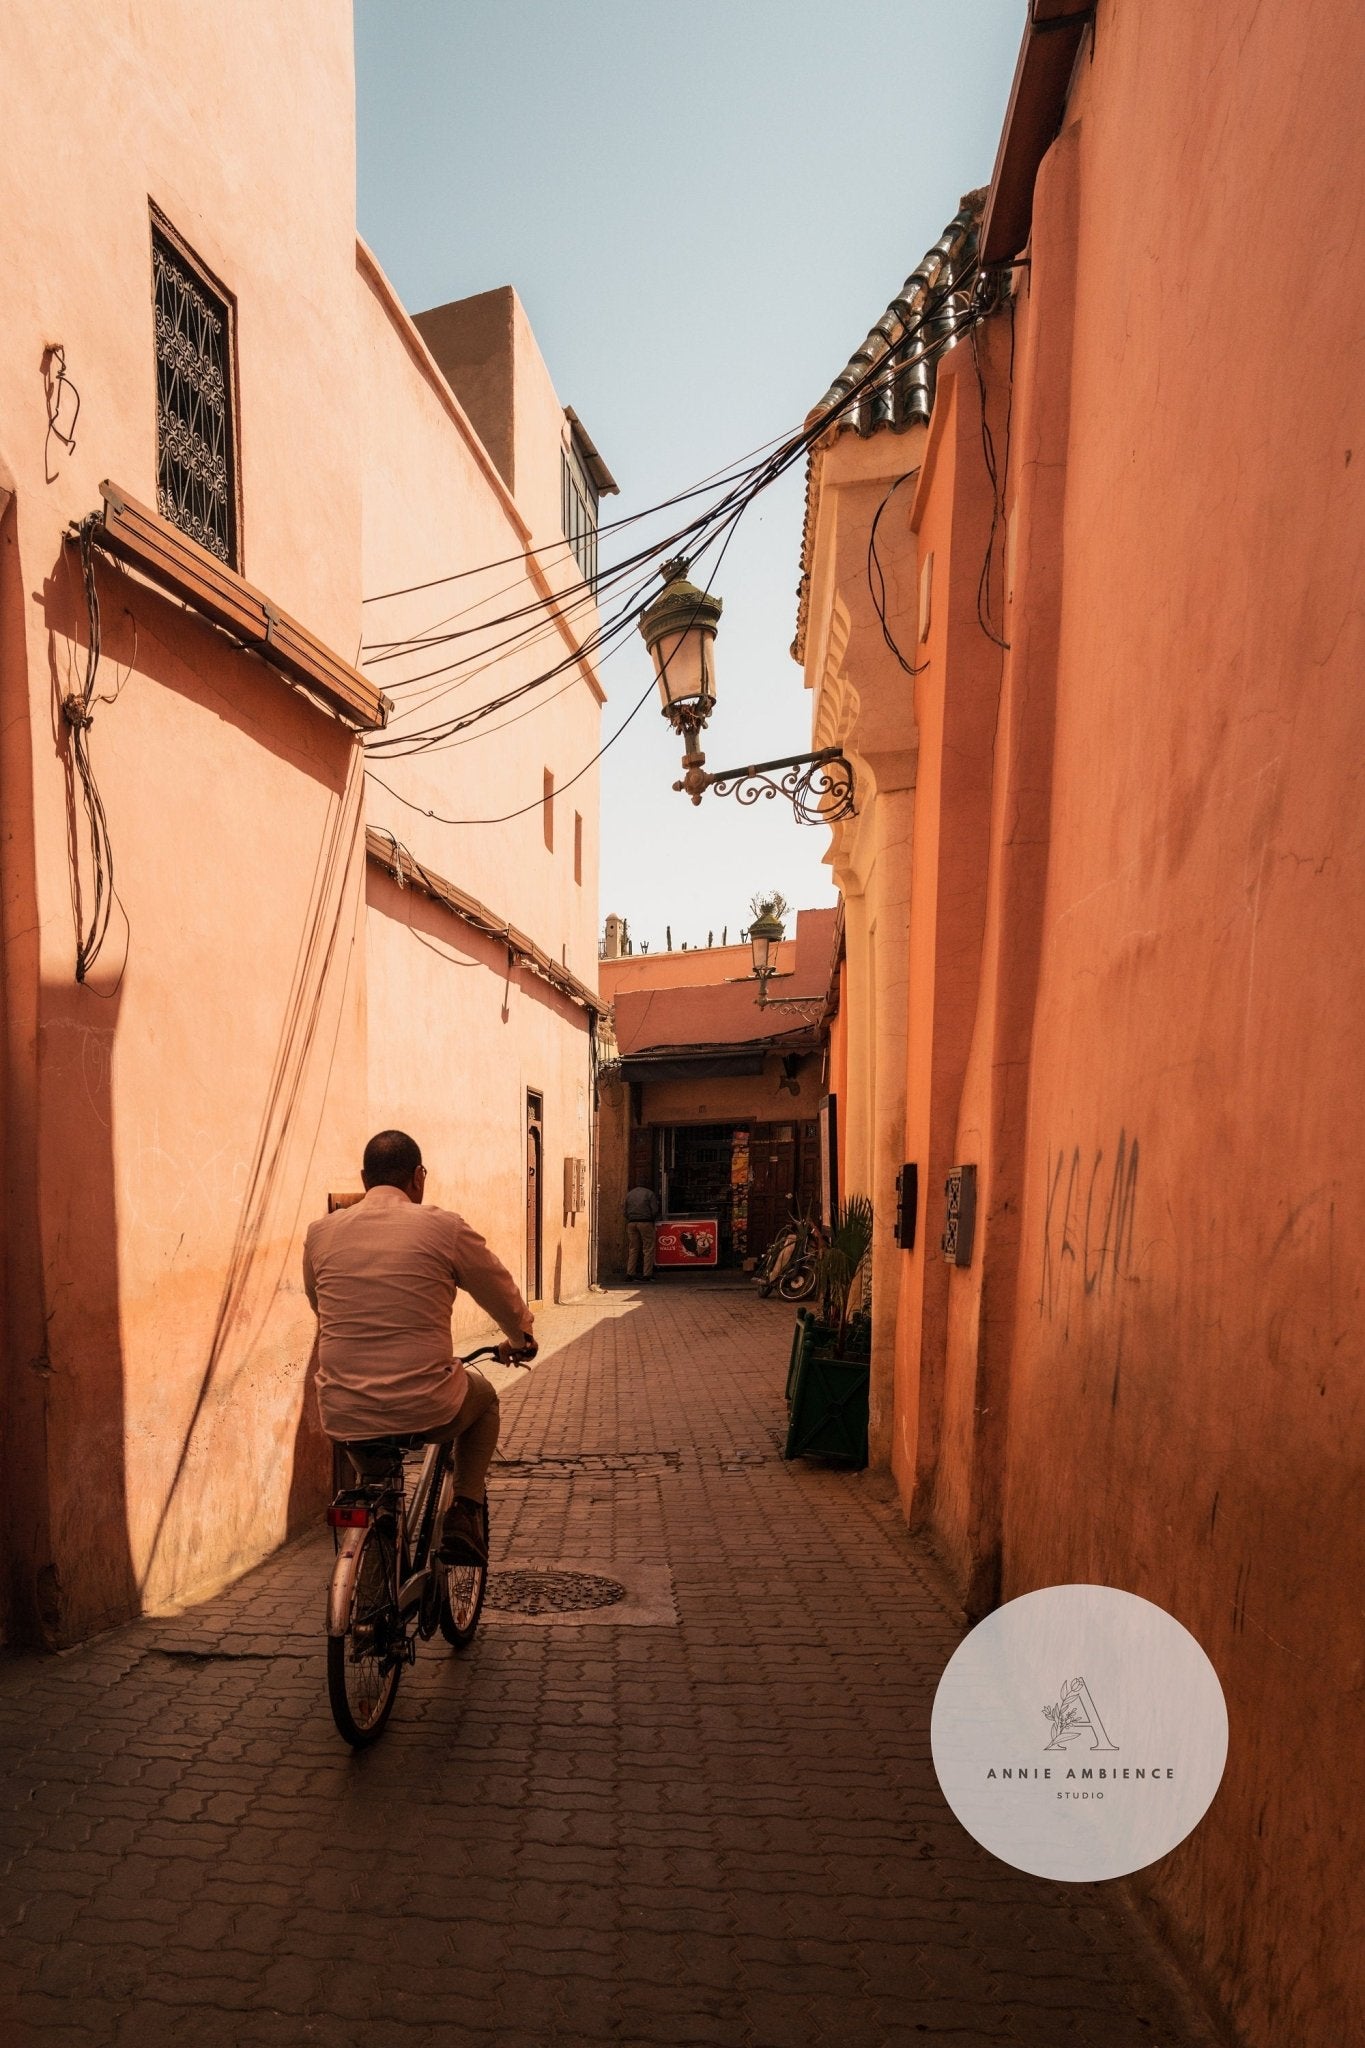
top-left (341, 1365), bottom-right (501, 1501)
top-left (626, 1221), bottom-right (656, 1276)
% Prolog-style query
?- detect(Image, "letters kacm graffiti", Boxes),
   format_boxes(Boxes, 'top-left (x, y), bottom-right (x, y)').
top-left (1038, 1130), bottom-right (1139, 1325)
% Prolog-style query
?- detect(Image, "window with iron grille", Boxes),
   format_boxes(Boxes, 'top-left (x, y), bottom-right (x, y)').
top-left (151, 218), bottom-right (239, 567)
top-left (560, 439), bottom-right (598, 589)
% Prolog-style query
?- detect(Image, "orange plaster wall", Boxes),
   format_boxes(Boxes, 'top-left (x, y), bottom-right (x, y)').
top-left (907, 7), bottom-right (1365, 2041)
top-left (892, 361), bottom-right (1000, 1537)
top-left (639, 1059), bottom-right (824, 1129)
top-left (1001, 12), bottom-right (1365, 2036)
top-left (827, 959), bottom-right (849, 1188)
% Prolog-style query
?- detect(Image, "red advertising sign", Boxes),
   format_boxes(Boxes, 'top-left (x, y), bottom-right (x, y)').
top-left (654, 1220), bottom-right (718, 1267)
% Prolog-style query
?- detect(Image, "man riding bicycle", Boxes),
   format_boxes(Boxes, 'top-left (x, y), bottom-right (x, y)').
top-left (303, 1129), bottom-right (537, 1568)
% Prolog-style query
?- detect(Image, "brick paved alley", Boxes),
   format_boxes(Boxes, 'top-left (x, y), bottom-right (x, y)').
top-left (0, 1287), bottom-right (1227, 2048)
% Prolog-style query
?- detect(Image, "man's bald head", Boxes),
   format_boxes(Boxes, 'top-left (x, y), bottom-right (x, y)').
top-left (362, 1129), bottom-right (423, 1191)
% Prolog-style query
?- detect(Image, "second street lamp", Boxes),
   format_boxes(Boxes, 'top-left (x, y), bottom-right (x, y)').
top-left (639, 560), bottom-right (858, 825)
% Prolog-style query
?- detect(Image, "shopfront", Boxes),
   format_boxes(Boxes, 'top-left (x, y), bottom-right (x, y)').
top-left (596, 906), bottom-right (843, 1280)
top-left (627, 1116), bottom-right (822, 1269)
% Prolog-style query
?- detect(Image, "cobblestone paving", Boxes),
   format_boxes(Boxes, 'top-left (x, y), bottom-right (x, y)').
top-left (0, 1286), bottom-right (1227, 2047)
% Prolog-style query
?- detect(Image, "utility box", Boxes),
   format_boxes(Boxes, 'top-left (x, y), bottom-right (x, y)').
top-left (893, 1163), bottom-right (918, 1250)
top-left (563, 1155), bottom-right (587, 1214)
top-left (941, 1165), bottom-right (977, 1267)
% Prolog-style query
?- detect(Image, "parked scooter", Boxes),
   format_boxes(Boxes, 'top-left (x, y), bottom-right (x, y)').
top-left (754, 1214), bottom-right (821, 1301)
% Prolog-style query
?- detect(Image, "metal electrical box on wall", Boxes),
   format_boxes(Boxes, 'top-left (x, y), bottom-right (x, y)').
top-left (893, 1163), bottom-right (918, 1249)
top-left (563, 1156), bottom-right (587, 1215)
top-left (941, 1165), bottom-right (977, 1267)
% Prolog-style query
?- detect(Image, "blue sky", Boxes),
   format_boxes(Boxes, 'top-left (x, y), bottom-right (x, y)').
top-left (354, 0), bottom-right (1022, 951)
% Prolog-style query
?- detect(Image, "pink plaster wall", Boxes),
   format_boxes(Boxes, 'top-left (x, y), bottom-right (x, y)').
top-left (0, 1), bottom-right (367, 1640)
top-left (356, 257), bottom-right (601, 991)
top-left (0, 2), bottom-right (606, 1647)
top-left (354, 255), bottom-right (602, 1317)
top-left (363, 870), bottom-right (592, 1312)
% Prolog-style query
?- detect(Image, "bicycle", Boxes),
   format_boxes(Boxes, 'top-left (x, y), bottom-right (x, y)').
top-left (324, 1342), bottom-right (533, 1747)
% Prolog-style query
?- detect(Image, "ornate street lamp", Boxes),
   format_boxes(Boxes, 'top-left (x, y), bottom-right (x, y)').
top-left (639, 560), bottom-right (857, 825)
top-left (639, 560), bottom-right (723, 803)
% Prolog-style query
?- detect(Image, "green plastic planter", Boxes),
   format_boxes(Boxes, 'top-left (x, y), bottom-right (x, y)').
top-left (784, 1332), bottom-right (869, 1467)
top-left (785, 1310), bottom-right (815, 1405)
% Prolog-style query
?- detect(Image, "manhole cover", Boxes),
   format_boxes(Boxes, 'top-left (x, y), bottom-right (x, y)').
top-left (486, 1569), bottom-right (628, 1615)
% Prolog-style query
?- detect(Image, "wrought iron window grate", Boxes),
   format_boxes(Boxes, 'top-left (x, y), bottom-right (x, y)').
top-left (152, 223), bottom-right (238, 567)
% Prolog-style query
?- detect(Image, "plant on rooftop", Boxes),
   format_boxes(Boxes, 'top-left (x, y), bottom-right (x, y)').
top-left (749, 890), bottom-right (790, 931)
top-left (813, 1194), bottom-right (874, 1358)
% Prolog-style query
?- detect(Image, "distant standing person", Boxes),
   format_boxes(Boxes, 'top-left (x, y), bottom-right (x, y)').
top-left (623, 1183), bottom-right (660, 1280)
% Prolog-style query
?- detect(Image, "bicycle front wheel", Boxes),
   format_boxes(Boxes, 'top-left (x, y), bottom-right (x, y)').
top-left (327, 1520), bottom-right (402, 1746)
top-left (777, 1260), bottom-right (817, 1302)
top-left (439, 1497), bottom-right (489, 1650)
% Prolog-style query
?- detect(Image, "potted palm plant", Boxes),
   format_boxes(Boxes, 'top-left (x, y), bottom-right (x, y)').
top-left (784, 1195), bottom-right (873, 1466)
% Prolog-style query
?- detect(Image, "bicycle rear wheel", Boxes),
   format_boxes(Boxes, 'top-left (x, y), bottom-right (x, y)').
top-left (328, 1520), bottom-right (402, 1746)
top-left (438, 1497), bottom-right (489, 1649)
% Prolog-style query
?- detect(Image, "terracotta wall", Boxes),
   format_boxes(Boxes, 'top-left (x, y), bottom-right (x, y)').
top-left (799, 423), bottom-right (925, 1463)
top-left (827, 962), bottom-right (848, 1190)
top-left (892, 354), bottom-right (1001, 1558)
top-left (600, 939), bottom-right (795, 998)
top-left (1000, 12), bottom-right (1362, 2039)
top-left (873, 5), bottom-right (1365, 2041)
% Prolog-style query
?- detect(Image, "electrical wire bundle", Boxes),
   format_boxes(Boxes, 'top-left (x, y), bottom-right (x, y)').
top-left (64, 519), bottom-right (120, 983)
top-left (360, 260), bottom-right (999, 825)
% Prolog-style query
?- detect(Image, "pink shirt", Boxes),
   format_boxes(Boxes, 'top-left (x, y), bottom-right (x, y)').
top-left (302, 1186), bottom-right (533, 1440)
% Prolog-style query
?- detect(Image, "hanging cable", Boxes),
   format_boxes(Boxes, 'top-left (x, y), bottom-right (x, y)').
top-left (365, 272), bottom-right (989, 760)
top-left (363, 262), bottom-right (983, 687)
top-left (361, 421), bottom-right (801, 612)
top-left (366, 515), bottom-right (744, 824)
top-left (62, 520), bottom-right (125, 987)
top-left (866, 469), bottom-right (925, 676)
top-left (970, 287), bottom-right (1016, 651)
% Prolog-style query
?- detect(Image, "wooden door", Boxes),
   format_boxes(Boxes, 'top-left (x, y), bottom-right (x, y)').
top-left (746, 1122), bottom-right (798, 1260)
top-left (526, 1092), bottom-right (543, 1300)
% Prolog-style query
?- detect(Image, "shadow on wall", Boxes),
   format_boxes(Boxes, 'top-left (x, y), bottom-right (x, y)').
top-left (136, 767), bottom-right (364, 1610)
top-left (0, 481), bottom-right (137, 1645)
top-left (31, 981), bottom-right (139, 1645)
top-left (287, 1330), bottom-right (332, 1537)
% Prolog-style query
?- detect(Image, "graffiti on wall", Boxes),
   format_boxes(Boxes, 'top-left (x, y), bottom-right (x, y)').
top-left (1039, 1131), bottom-right (1139, 1327)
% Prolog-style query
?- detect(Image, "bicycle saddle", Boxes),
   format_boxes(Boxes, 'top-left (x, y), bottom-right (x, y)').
top-left (343, 1432), bottom-right (429, 1456)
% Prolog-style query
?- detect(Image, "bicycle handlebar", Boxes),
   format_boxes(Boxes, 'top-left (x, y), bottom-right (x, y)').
top-left (460, 1342), bottom-right (537, 1368)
